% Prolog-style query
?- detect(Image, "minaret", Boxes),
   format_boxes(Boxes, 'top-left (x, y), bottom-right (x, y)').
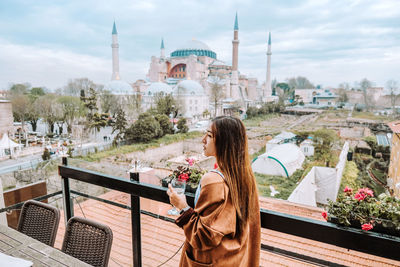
top-left (111, 21), bottom-right (120, 80)
top-left (265, 32), bottom-right (272, 98)
top-left (160, 38), bottom-right (165, 60)
top-left (230, 12), bottom-right (240, 99)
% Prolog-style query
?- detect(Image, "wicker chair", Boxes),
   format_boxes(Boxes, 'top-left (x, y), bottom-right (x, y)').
top-left (62, 216), bottom-right (113, 267)
top-left (17, 199), bottom-right (60, 246)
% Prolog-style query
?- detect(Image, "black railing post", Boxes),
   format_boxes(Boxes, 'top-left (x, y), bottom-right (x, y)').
top-left (61, 157), bottom-right (73, 225)
top-left (130, 171), bottom-right (141, 267)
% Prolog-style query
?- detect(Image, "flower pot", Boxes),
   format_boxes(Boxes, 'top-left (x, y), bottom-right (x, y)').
top-left (328, 215), bottom-right (400, 237)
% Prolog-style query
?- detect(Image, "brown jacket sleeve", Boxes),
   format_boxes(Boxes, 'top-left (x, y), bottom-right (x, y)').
top-left (176, 175), bottom-right (236, 251)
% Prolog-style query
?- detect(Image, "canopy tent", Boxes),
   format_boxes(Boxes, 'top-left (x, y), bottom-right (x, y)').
top-left (252, 143), bottom-right (305, 177)
top-left (0, 134), bottom-right (21, 157)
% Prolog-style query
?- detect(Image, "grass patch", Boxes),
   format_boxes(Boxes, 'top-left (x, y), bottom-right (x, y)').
top-left (76, 131), bottom-right (203, 162)
top-left (339, 161), bottom-right (360, 192)
top-left (251, 146), bottom-right (266, 163)
top-left (244, 113), bottom-right (280, 127)
top-left (255, 169), bottom-right (302, 200)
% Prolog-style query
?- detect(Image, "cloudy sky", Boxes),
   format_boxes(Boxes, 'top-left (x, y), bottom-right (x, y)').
top-left (0, 0), bottom-right (399, 91)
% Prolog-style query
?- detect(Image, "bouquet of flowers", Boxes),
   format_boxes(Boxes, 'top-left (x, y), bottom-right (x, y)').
top-left (322, 186), bottom-right (400, 236)
top-left (162, 158), bottom-right (206, 192)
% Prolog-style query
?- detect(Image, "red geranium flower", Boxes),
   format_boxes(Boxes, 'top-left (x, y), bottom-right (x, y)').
top-left (178, 173), bottom-right (189, 181)
top-left (321, 211), bottom-right (328, 220)
top-left (354, 192), bottom-right (366, 201)
top-left (361, 223), bottom-right (373, 231)
top-left (344, 186), bottom-right (352, 194)
top-left (358, 187), bottom-right (374, 197)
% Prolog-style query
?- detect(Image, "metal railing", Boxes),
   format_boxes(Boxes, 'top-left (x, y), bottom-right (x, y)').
top-left (56, 157), bottom-right (400, 267)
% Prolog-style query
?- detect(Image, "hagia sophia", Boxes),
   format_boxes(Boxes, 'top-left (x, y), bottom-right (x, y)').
top-left (104, 13), bottom-right (275, 119)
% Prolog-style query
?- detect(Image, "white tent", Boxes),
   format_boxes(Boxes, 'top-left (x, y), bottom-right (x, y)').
top-left (252, 143), bottom-right (305, 177)
top-left (288, 142), bottom-right (349, 207)
top-left (0, 134), bottom-right (21, 157)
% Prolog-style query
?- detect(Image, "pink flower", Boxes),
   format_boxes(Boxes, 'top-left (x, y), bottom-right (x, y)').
top-left (185, 158), bottom-right (195, 166)
top-left (354, 193), bottom-right (366, 201)
top-left (358, 188), bottom-right (374, 197)
top-left (361, 223), bottom-right (373, 231)
top-left (344, 186), bottom-right (352, 193)
top-left (214, 162), bottom-right (218, 169)
top-left (322, 211), bottom-right (328, 220)
top-left (178, 173), bottom-right (189, 181)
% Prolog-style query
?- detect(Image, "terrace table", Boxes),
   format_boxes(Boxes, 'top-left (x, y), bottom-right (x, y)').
top-left (0, 224), bottom-right (91, 267)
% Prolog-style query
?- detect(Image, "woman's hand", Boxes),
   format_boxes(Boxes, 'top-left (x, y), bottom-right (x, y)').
top-left (167, 184), bottom-right (188, 210)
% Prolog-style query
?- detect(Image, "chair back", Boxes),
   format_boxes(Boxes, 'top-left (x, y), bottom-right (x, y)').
top-left (17, 199), bottom-right (60, 246)
top-left (62, 216), bottom-right (113, 267)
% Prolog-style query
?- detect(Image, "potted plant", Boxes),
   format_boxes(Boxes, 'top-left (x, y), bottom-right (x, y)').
top-left (161, 158), bottom-right (206, 193)
top-left (322, 186), bottom-right (400, 237)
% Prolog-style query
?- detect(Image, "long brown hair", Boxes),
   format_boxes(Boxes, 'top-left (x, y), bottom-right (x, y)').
top-left (211, 116), bottom-right (258, 235)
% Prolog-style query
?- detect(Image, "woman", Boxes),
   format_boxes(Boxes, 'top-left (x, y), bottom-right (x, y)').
top-left (167, 116), bottom-right (261, 266)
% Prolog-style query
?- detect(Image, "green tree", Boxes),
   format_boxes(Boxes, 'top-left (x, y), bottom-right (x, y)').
top-left (111, 107), bottom-right (128, 145)
top-left (154, 93), bottom-right (177, 116)
top-left (125, 112), bottom-right (162, 142)
top-left (155, 114), bottom-right (174, 136)
top-left (177, 118), bottom-right (189, 133)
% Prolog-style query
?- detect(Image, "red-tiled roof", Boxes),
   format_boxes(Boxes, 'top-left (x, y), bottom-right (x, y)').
top-left (388, 121), bottom-right (400, 134)
top-left (54, 182), bottom-right (400, 267)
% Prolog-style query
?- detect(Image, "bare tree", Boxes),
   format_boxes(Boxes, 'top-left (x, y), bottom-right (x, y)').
top-left (360, 78), bottom-right (373, 111)
top-left (36, 94), bottom-right (60, 134)
top-left (208, 74), bottom-right (225, 117)
top-left (338, 82), bottom-right (351, 91)
top-left (386, 80), bottom-right (399, 115)
top-left (286, 76), bottom-right (315, 89)
top-left (63, 78), bottom-right (102, 96)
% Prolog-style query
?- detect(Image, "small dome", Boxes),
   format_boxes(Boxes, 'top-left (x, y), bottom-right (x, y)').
top-left (174, 80), bottom-right (205, 96)
top-left (171, 39), bottom-right (216, 59)
top-left (146, 82), bottom-right (173, 96)
top-left (177, 40), bottom-right (211, 51)
top-left (104, 80), bottom-right (133, 95)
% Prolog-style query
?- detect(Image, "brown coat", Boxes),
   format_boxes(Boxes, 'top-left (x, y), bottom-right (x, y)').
top-left (175, 173), bottom-right (261, 267)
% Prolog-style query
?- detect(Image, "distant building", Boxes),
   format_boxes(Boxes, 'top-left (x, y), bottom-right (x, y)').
top-left (388, 121), bottom-right (400, 197)
top-left (300, 138), bottom-right (314, 156)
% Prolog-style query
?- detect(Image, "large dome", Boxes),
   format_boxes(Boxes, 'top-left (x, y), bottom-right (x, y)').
top-left (104, 80), bottom-right (133, 95)
top-left (174, 80), bottom-right (205, 96)
top-left (171, 39), bottom-right (216, 59)
top-left (146, 82), bottom-right (173, 96)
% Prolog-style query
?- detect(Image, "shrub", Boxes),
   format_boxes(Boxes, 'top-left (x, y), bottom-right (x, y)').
top-left (177, 118), bottom-right (189, 133)
top-left (155, 114), bottom-right (174, 136)
top-left (125, 112), bottom-right (162, 142)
